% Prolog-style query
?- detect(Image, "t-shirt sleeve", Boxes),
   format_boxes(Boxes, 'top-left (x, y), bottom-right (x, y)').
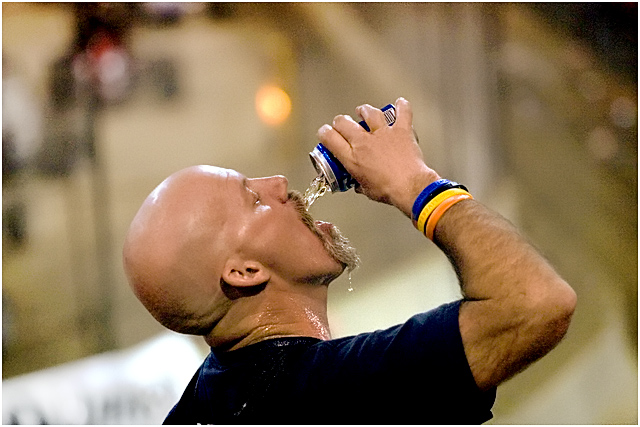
top-left (292, 300), bottom-right (496, 424)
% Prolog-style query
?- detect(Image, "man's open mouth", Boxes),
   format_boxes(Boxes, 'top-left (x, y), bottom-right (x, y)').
top-left (287, 190), bottom-right (360, 272)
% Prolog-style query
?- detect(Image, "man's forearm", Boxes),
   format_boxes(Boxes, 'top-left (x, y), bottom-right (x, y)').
top-left (432, 198), bottom-right (577, 389)
top-left (433, 199), bottom-right (561, 300)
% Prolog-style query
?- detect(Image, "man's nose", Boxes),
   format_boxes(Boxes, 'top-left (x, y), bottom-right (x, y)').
top-left (249, 175), bottom-right (289, 202)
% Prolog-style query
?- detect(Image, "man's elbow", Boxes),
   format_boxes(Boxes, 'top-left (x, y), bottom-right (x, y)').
top-left (559, 281), bottom-right (577, 317)
top-left (552, 279), bottom-right (577, 321)
top-left (534, 279), bottom-right (577, 346)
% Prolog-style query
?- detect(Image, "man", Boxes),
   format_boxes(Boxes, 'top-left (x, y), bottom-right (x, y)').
top-left (123, 98), bottom-right (576, 424)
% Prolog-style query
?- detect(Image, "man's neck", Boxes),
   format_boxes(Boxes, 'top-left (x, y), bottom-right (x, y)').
top-left (204, 283), bottom-right (331, 351)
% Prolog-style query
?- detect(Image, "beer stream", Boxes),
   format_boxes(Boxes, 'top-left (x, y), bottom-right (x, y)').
top-left (302, 175), bottom-right (329, 210)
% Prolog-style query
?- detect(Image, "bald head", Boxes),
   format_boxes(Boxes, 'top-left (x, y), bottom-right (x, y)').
top-left (123, 166), bottom-right (236, 334)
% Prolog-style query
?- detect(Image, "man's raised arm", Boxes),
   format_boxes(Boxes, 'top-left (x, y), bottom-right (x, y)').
top-left (317, 97), bottom-right (577, 391)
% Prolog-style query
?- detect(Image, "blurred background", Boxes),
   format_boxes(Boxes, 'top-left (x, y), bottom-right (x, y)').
top-left (2, 2), bottom-right (637, 424)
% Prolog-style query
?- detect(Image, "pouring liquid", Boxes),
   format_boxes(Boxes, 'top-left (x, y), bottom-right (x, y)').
top-left (302, 175), bottom-right (330, 210)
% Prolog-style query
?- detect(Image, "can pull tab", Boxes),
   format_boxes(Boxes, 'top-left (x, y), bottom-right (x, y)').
top-left (309, 104), bottom-right (396, 193)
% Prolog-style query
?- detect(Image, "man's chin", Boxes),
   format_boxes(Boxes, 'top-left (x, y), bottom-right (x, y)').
top-left (317, 221), bottom-right (360, 273)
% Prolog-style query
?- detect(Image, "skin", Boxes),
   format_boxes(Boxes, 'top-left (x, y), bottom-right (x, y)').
top-left (124, 97), bottom-right (576, 392)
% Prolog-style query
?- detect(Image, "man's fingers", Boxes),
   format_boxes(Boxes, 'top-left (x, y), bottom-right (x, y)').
top-left (356, 104), bottom-right (387, 132)
top-left (317, 114), bottom-right (367, 169)
top-left (316, 98), bottom-right (414, 177)
top-left (332, 114), bottom-right (366, 141)
top-left (394, 97), bottom-right (413, 130)
top-left (317, 124), bottom-right (352, 163)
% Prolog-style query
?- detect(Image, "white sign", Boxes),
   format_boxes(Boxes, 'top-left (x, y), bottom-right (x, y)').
top-left (3, 332), bottom-right (205, 425)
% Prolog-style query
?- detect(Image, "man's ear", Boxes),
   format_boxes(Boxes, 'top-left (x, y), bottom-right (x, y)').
top-left (222, 258), bottom-right (270, 288)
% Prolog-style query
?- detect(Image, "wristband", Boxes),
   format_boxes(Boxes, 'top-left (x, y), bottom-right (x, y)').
top-left (416, 188), bottom-right (471, 234)
top-left (411, 179), bottom-right (469, 222)
top-left (425, 194), bottom-right (473, 240)
top-left (412, 179), bottom-right (449, 221)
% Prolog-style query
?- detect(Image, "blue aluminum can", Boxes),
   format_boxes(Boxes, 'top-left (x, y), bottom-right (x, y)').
top-left (310, 104), bottom-right (396, 192)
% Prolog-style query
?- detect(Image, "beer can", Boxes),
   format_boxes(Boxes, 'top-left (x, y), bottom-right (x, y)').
top-left (310, 104), bottom-right (396, 193)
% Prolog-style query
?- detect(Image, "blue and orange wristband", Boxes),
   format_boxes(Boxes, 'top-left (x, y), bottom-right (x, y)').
top-left (411, 179), bottom-right (473, 240)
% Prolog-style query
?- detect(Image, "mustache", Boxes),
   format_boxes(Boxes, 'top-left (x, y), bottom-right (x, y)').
top-left (287, 190), bottom-right (360, 273)
top-left (288, 191), bottom-right (323, 238)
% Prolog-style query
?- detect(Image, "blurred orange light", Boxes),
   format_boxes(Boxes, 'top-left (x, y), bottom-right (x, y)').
top-left (255, 85), bottom-right (291, 126)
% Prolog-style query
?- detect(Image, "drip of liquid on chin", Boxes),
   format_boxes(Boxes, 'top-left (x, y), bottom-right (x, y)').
top-left (347, 270), bottom-right (354, 292)
top-left (302, 175), bottom-right (329, 210)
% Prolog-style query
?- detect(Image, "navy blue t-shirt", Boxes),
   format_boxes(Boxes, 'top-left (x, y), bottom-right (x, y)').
top-left (164, 300), bottom-right (496, 424)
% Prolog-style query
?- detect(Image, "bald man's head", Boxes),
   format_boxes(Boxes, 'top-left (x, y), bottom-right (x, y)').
top-left (123, 166), bottom-right (236, 333)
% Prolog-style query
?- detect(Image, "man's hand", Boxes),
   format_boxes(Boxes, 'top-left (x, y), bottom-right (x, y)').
top-left (317, 98), bottom-right (440, 217)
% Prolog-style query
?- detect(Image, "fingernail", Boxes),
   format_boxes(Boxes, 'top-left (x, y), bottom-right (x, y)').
top-left (318, 124), bottom-right (331, 134)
